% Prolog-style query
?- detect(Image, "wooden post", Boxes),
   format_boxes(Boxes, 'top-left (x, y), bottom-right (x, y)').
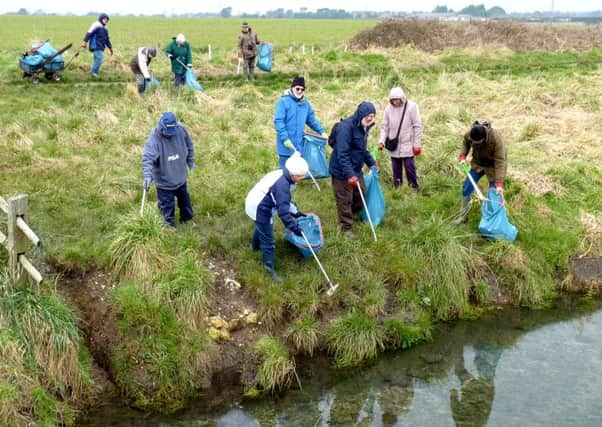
top-left (7, 195), bottom-right (28, 282)
top-left (208, 44), bottom-right (212, 61)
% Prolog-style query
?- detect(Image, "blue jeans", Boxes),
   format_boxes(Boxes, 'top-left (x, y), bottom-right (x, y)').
top-left (91, 50), bottom-right (104, 76)
top-left (156, 183), bottom-right (193, 226)
top-left (174, 72), bottom-right (186, 89)
top-left (252, 222), bottom-right (275, 268)
top-left (462, 169), bottom-right (494, 197)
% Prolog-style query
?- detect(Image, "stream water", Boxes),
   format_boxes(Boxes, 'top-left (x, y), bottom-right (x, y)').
top-left (80, 297), bottom-right (602, 426)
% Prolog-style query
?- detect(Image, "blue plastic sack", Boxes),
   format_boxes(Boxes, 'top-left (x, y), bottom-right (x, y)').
top-left (359, 169), bottom-right (386, 227)
top-left (257, 43), bottom-right (272, 72)
top-left (478, 188), bottom-right (518, 242)
top-left (284, 213), bottom-right (324, 258)
top-left (302, 133), bottom-right (330, 179)
top-left (185, 69), bottom-right (203, 91)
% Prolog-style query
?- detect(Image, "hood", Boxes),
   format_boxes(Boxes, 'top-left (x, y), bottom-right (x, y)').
top-left (352, 101), bottom-right (376, 126)
top-left (98, 13), bottom-right (109, 24)
top-left (283, 89), bottom-right (305, 103)
top-left (388, 87), bottom-right (406, 102)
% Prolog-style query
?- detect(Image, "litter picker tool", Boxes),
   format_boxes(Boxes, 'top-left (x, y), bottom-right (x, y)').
top-left (300, 231), bottom-right (339, 296)
top-left (357, 181), bottom-right (377, 242)
top-left (288, 146), bottom-right (321, 192)
top-left (460, 162), bottom-right (487, 202)
top-left (140, 188), bottom-right (147, 217)
top-left (175, 58), bottom-right (204, 91)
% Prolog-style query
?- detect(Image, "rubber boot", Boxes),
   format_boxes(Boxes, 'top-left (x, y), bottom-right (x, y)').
top-left (263, 264), bottom-right (283, 283)
top-left (243, 68), bottom-right (249, 82)
top-left (452, 197), bottom-right (471, 225)
top-left (249, 69), bottom-right (254, 82)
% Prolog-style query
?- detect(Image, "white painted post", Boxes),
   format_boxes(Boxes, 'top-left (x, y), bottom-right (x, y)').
top-left (7, 195), bottom-right (28, 282)
top-left (311, 45), bottom-right (314, 55)
top-left (208, 44), bottom-right (212, 61)
top-left (301, 44), bottom-right (305, 54)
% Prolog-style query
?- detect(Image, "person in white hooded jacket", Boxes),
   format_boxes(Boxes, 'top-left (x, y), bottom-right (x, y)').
top-left (377, 87), bottom-right (423, 191)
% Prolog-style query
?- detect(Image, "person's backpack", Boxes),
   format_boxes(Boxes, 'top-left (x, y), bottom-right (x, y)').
top-left (327, 119), bottom-right (344, 148)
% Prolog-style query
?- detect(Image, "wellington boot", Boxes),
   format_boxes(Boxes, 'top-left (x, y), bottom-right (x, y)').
top-left (263, 264), bottom-right (283, 283)
top-left (452, 197), bottom-right (471, 225)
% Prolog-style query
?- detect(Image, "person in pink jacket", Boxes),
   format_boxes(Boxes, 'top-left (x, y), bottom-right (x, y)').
top-left (377, 87), bottom-right (423, 191)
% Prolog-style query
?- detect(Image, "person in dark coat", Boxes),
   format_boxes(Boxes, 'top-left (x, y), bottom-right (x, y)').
top-left (165, 34), bottom-right (192, 89)
top-left (81, 13), bottom-right (113, 77)
top-left (329, 102), bottom-right (378, 237)
top-left (142, 112), bottom-right (195, 226)
top-left (238, 21), bottom-right (260, 82)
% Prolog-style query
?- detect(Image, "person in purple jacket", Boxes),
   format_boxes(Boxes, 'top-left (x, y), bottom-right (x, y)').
top-left (142, 112), bottom-right (195, 226)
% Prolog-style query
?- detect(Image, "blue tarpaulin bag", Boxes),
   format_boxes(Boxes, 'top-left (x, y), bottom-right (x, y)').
top-left (360, 169), bottom-right (386, 227)
top-left (302, 133), bottom-right (330, 179)
top-left (257, 43), bottom-right (272, 72)
top-left (284, 213), bottom-right (324, 258)
top-left (185, 69), bottom-right (204, 91)
top-left (478, 188), bottom-right (518, 242)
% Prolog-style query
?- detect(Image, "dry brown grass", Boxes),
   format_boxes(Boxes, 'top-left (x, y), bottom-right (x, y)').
top-left (579, 211), bottom-right (602, 256)
top-left (352, 20), bottom-right (602, 52)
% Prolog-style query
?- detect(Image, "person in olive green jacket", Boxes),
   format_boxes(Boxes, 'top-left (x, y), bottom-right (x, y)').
top-left (238, 21), bottom-right (260, 82)
top-left (453, 121), bottom-right (507, 224)
top-left (165, 33), bottom-right (192, 89)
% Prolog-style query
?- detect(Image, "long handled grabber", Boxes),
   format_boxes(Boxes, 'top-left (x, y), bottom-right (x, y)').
top-left (175, 58), bottom-right (204, 91)
top-left (140, 188), bottom-right (147, 217)
top-left (460, 162), bottom-right (487, 202)
top-left (287, 146), bottom-right (321, 191)
top-left (357, 181), bottom-right (377, 242)
top-left (300, 231), bottom-right (339, 296)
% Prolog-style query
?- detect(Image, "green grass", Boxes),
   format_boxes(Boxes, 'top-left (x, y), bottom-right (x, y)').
top-left (249, 336), bottom-right (296, 394)
top-left (327, 311), bottom-right (385, 368)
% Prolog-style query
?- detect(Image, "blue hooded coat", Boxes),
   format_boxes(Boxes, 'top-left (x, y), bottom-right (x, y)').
top-left (274, 90), bottom-right (325, 156)
top-left (329, 102), bottom-right (377, 180)
top-left (83, 13), bottom-right (112, 52)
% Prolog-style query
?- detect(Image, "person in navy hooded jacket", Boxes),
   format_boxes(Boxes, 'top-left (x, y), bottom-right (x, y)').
top-left (245, 154), bottom-right (309, 283)
top-left (142, 112), bottom-right (195, 226)
top-left (81, 13), bottom-right (113, 77)
top-left (329, 101), bottom-right (378, 237)
top-left (273, 76), bottom-right (328, 169)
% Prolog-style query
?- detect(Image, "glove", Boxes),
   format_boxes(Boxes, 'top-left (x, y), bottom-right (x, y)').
top-left (143, 177), bottom-right (152, 190)
top-left (378, 142), bottom-right (384, 151)
top-left (168, 54), bottom-right (174, 60)
top-left (320, 132), bottom-right (328, 139)
top-left (370, 165), bottom-right (379, 174)
top-left (495, 182), bottom-right (504, 195)
top-left (413, 147), bottom-right (422, 156)
top-left (292, 211), bottom-right (306, 218)
top-left (291, 226), bottom-right (303, 237)
top-left (347, 176), bottom-right (359, 188)
top-left (81, 41), bottom-right (87, 48)
top-left (109, 48), bottom-right (114, 56)
top-left (283, 140), bottom-right (295, 151)
top-left (459, 154), bottom-right (467, 165)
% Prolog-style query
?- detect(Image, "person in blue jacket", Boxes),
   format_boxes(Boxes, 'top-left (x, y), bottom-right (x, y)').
top-left (81, 13), bottom-right (113, 77)
top-left (274, 76), bottom-right (328, 168)
top-left (142, 112), bottom-right (195, 226)
top-left (245, 154), bottom-right (309, 283)
top-left (329, 102), bottom-right (378, 237)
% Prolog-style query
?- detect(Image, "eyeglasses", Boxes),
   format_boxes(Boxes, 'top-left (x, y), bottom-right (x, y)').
top-left (293, 86), bottom-right (305, 92)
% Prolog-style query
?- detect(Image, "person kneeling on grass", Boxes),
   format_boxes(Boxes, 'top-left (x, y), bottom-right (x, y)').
top-left (245, 154), bottom-right (309, 283)
top-left (142, 112), bottom-right (195, 226)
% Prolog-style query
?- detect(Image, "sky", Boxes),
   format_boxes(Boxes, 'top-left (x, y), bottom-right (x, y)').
top-left (4, 0), bottom-right (600, 15)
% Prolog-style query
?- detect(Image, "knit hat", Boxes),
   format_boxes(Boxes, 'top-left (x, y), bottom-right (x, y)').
top-left (470, 124), bottom-right (487, 142)
top-left (291, 76), bottom-right (305, 88)
top-left (148, 48), bottom-right (157, 58)
top-left (285, 153), bottom-right (309, 177)
top-left (159, 112), bottom-right (178, 137)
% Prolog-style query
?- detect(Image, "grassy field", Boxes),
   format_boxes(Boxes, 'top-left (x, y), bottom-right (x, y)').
top-left (1, 16), bottom-right (601, 424)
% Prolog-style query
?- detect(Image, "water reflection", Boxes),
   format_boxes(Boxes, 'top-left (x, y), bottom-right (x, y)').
top-left (81, 300), bottom-right (602, 427)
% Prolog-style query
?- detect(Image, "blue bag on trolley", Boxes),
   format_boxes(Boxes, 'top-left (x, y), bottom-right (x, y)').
top-left (257, 43), bottom-right (273, 72)
top-left (478, 188), bottom-right (518, 242)
top-left (360, 168), bottom-right (386, 227)
top-left (284, 213), bottom-right (324, 258)
top-left (302, 133), bottom-right (330, 179)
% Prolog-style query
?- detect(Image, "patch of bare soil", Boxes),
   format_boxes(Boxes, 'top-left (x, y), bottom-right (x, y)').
top-left (351, 20), bottom-right (602, 52)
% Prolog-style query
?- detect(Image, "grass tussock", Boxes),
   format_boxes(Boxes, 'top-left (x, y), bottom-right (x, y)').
top-left (352, 19), bottom-right (602, 52)
top-left (383, 314), bottom-right (432, 350)
top-left (251, 336), bottom-right (296, 394)
top-left (327, 312), bottom-right (385, 368)
top-left (109, 210), bottom-right (170, 282)
top-left (286, 317), bottom-right (320, 356)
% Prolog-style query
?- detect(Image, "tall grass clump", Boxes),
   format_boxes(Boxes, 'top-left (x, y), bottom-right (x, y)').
top-left (0, 272), bottom-right (94, 425)
top-left (158, 250), bottom-right (214, 328)
top-left (400, 214), bottom-right (472, 320)
top-left (383, 313), bottom-right (432, 350)
top-left (286, 317), bottom-right (320, 356)
top-left (327, 312), bottom-right (385, 368)
top-left (111, 283), bottom-right (211, 413)
top-left (109, 210), bottom-right (170, 281)
top-left (249, 336), bottom-right (296, 395)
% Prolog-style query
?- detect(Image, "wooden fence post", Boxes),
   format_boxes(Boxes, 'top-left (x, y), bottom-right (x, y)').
top-left (7, 195), bottom-right (28, 282)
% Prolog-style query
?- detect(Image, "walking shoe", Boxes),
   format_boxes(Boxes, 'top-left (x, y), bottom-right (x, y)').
top-left (263, 264), bottom-right (283, 283)
top-left (343, 230), bottom-right (355, 239)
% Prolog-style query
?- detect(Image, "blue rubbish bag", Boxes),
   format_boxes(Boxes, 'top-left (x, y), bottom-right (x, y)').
top-left (302, 133), bottom-right (330, 179)
top-left (257, 43), bottom-right (273, 72)
top-left (478, 188), bottom-right (518, 242)
top-left (284, 213), bottom-right (324, 258)
top-left (185, 69), bottom-right (204, 91)
top-left (359, 169), bottom-right (386, 227)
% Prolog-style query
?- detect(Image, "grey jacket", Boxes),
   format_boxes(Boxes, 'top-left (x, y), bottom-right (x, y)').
top-left (142, 125), bottom-right (195, 190)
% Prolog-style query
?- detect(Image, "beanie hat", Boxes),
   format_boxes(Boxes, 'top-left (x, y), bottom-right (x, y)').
top-left (291, 76), bottom-right (305, 88)
top-left (285, 153), bottom-right (309, 177)
top-left (159, 112), bottom-right (178, 137)
top-left (148, 48), bottom-right (157, 58)
top-left (470, 124), bottom-right (487, 142)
